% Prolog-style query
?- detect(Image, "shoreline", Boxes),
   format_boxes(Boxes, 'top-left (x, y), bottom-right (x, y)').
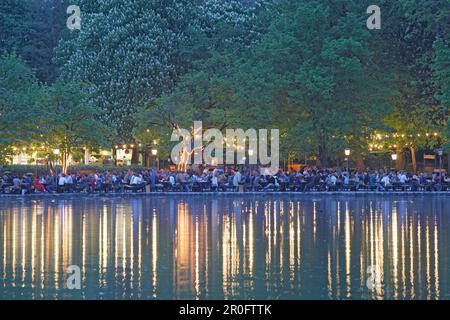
top-left (1, 191), bottom-right (450, 199)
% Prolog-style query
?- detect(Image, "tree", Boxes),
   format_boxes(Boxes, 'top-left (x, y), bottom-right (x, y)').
top-left (56, 0), bottom-right (198, 140)
top-left (234, 0), bottom-right (391, 166)
top-left (20, 0), bottom-right (69, 83)
top-left (0, 55), bottom-right (111, 170)
top-left (137, 0), bottom-right (398, 168)
top-left (0, 54), bottom-right (45, 164)
top-left (374, 0), bottom-right (450, 170)
top-left (41, 80), bottom-right (113, 173)
top-left (56, 0), bottom-right (271, 141)
top-left (132, 0), bottom-right (273, 167)
top-left (0, 0), bottom-right (67, 83)
top-left (433, 38), bottom-right (450, 149)
top-left (133, 51), bottom-right (246, 169)
top-left (433, 38), bottom-right (450, 107)
top-left (0, 0), bottom-right (27, 55)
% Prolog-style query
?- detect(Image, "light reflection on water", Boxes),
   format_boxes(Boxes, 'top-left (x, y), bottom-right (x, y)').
top-left (0, 195), bottom-right (448, 300)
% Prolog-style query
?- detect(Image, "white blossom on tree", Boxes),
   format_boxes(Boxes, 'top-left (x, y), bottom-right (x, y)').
top-left (56, 0), bottom-right (271, 139)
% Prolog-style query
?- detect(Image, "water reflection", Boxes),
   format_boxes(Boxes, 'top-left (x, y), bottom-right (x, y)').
top-left (0, 196), bottom-right (448, 300)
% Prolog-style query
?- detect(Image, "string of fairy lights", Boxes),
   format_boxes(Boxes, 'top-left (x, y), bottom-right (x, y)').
top-left (1, 131), bottom-right (445, 158)
top-left (367, 131), bottom-right (442, 152)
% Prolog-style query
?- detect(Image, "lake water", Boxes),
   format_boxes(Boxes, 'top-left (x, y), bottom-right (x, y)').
top-left (0, 195), bottom-right (448, 300)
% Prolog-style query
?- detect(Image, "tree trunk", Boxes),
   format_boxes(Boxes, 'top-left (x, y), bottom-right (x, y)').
top-left (144, 151), bottom-right (150, 168)
top-left (396, 146), bottom-right (405, 171)
top-left (448, 153), bottom-right (450, 173)
top-left (356, 156), bottom-right (365, 171)
top-left (315, 157), bottom-right (321, 167)
top-left (410, 146), bottom-right (417, 173)
top-left (131, 146), bottom-right (139, 165)
top-left (84, 148), bottom-right (90, 165)
top-left (48, 159), bottom-right (54, 175)
top-left (62, 152), bottom-right (70, 174)
top-left (318, 145), bottom-right (330, 168)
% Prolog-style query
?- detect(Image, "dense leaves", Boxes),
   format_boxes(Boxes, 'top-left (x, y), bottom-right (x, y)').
top-left (0, 0), bottom-right (448, 168)
top-left (0, 54), bottom-right (44, 145)
top-left (0, 0), bottom-right (68, 83)
top-left (56, 0), bottom-right (269, 139)
top-left (0, 55), bottom-right (109, 169)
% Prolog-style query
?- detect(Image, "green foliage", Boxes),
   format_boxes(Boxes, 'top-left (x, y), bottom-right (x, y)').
top-left (0, 54), bottom-right (45, 145)
top-left (143, 0), bottom-right (390, 165)
top-left (1, 0), bottom-right (448, 167)
top-left (41, 80), bottom-right (113, 162)
top-left (0, 0), bottom-right (68, 83)
top-left (134, 0), bottom-right (450, 166)
top-left (433, 38), bottom-right (450, 107)
top-left (56, 0), bottom-right (270, 139)
top-left (0, 54), bottom-right (111, 167)
top-left (376, 0), bottom-right (450, 154)
top-left (432, 38), bottom-right (450, 148)
top-left (0, 0), bottom-right (27, 55)
top-left (20, 0), bottom-right (69, 83)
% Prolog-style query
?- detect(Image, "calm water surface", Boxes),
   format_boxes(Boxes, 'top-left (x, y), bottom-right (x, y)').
top-left (0, 195), bottom-right (448, 300)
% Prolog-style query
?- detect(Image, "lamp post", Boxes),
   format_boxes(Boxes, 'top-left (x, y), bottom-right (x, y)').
top-left (151, 146), bottom-right (158, 169)
top-left (248, 149), bottom-right (255, 188)
top-left (344, 148), bottom-right (351, 173)
top-left (391, 153), bottom-right (397, 170)
top-left (137, 143), bottom-right (143, 166)
top-left (437, 148), bottom-right (443, 184)
top-left (53, 148), bottom-right (60, 184)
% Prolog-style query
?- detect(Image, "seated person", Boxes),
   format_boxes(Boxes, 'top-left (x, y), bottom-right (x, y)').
top-left (263, 175), bottom-right (279, 191)
top-left (326, 174), bottom-right (337, 189)
top-left (399, 172), bottom-right (407, 184)
top-left (33, 178), bottom-right (47, 193)
top-left (369, 174), bottom-right (384, 191)
top-left (130, 174), bottom-right (142, 185)
top-left (65, 174), bottom-right (74, 192)
top-left (128, 174), bottom-right (145, 192)
top-left (211, 174), bottom-right (219, 191)
top-left (381, 174), bottom-right (391, 187)
top-left (22, 175), bottom-right (33, 193)
top-left (58, 174), bottom-right (67, 192)
top-left (12, 176), bottom-right (21, 193)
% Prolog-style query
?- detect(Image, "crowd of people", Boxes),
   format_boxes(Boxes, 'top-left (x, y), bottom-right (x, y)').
top-left (1, 166), bottom-right (449, 195)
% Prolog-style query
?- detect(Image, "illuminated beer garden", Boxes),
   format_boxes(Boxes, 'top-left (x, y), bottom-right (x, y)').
top-left (0, 0), bottom-right (448, 301)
